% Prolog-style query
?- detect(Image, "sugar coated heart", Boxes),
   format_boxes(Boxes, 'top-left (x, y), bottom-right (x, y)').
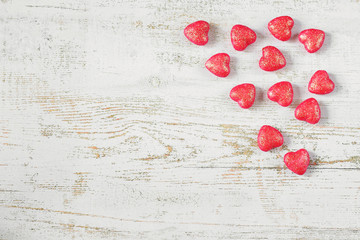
top-left (267, 81), bottom-right (293, 107)
top-left (268, 16), bottom-right (294, 41)
top-left (184, 20), bottom-right (210, 46)
top-left (259, 46), bottom-right (286, 71)
top-left (257, 125), bottom-right (284, 152)
top-left (308, 70), bottom-right (335, 94)
top-left (295, 98), bottom-right (321, 124)
top-left (231, 25), bottom-right (257, 51)
top-left (230, 84), bottom-right (256, 109)
top-left (284, 149), bottom-right (310, 175)
top-left (205, 53), bottom-right (230, 77)
top-left (298, 29), bottom-right (325, 53)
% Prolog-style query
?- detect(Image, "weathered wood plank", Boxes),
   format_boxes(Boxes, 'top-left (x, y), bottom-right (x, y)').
top-left (1, 168), bottom-right (360, 239)
top-left (1, 91), bottom-right (359, 168)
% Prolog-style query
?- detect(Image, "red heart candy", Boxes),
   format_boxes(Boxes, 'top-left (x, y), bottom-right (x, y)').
top-left (295, 98), bottom-right (321, 124)
top-left (284, 149), bottom-right (310, 175)
top-left (267, 81), bottom-right (293, 107)
top-left (268, 16), bottom-right (294, 41)
top-left (257, 125), bottom-right (284, 152)
top-left (308, 70), bottom-right (335, 94)
top-left (230, 25), bottom-right (257, 51)
top-left (205, 53), bottom-right (230, 77)
top-left (230, 84), bottom-right (256, 109)
top-left (298, 29), bottom-right (325, 53)
top-left (184, 21), bottom-right (209, 46)
top-left (259, 46), bottom-right (286, 71)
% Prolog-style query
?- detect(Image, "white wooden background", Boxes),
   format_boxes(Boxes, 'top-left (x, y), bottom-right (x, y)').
top-left (1, 0), bottom-right (360, 239)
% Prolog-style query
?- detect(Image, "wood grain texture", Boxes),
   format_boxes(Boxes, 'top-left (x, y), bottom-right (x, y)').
top-left (1, 0), bottom-right (360, 239)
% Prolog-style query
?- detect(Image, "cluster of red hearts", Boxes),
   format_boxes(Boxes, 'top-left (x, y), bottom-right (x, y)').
top-left (184, 16), bottom-right (335, 175)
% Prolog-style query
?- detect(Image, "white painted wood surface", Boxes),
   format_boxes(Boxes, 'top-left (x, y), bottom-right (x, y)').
top-left (1, 0), bottom-right (360, 239)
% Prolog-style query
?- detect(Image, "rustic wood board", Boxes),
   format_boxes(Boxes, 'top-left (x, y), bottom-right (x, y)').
top-left (1, 0), bottom-right (360, 239)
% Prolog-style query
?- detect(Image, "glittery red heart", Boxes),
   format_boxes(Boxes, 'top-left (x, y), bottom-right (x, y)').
top-left (298, 29), bottom-right (325, 53)
top-left (268, 16), bottom-right (294, 41)
top-left (259, 46), bottom-right (286, 71)
top-left (284, 149), bottom-right (310, 175)
top-left (257, 125), bottom-right (284, 152)
top-left (205, 53), bottom-right (230, 77)
top-left (267, 81), bottom-right (293, 107)
top-left (230, 83), bottom-right (256, 109)
top-left (295, 98), bottom-right (321, 124)
top-left (184, 21), bottom-right (209, 46)
top-left (308, 70), bottom-right (335, 94)
top-left (230, 25), bottom-right (257, 51)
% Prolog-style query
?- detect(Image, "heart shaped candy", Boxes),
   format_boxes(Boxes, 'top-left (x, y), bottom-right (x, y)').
top-left (230, 84), bottom-right (256, 109)
top-left (298, 29), bottom-right (325, 53)
top-left (308, 70), bottom-right (335, 94)
top-left (230, 25), bottom-right (257, 51)
top-left (284, 149), bottom-right (310, 175)
top-left (268, 16), bottom-right (294, 41)
top-left (184, 21), bottom-right (210, 46)
top-left (259, 46), bottom-right (286, 71)
top-left (267, 81), bottom-right (293, 107)
top-left (295, 98), bottom-right (321, 124)
top-left (257, 125), bottom-right (284, 152)
top-left (205, 53), bottom-right (230, 77)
